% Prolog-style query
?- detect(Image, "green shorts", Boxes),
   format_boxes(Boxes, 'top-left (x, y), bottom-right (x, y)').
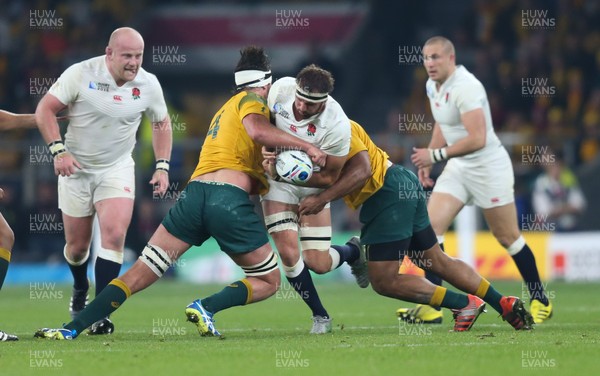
top-left (359, 165), bottom-right (431, 245)
top-left (162, 181), bottom-right (269, 254)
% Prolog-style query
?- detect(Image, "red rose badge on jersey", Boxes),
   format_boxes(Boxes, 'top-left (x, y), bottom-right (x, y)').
top-left (132, 87), bottom-right (141, 100)
top-left (307, 123), bottom-right (316, 136)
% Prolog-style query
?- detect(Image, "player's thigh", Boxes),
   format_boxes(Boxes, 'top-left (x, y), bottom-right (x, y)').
top-left (427, 192), bottom-right (465, 235)
top-left (482, 202), bottom-right (521, 245)
top-left (203, 184), bottom-right (270, 255)
top-left (95, 197), bottom-right (134, 241)
top-left (299, 205), bottom-right (331, 251)
top-left (360, 165), bottom-right (425, 245)
top-left (62, 212), bottom-right (94, 250)
top-left (58, 172), bottom-right (95, 218)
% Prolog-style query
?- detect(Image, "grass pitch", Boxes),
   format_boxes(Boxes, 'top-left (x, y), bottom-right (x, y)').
top-left (1, 280), bottom-right (598, 375)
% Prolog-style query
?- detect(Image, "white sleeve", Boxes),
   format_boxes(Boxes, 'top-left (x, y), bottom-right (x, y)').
top-left (455, 80), bottom-right (486, 114)
top-left (48, 63), bottom-right (82, 105)
top-left (144, 75), bottom-right (168, 123)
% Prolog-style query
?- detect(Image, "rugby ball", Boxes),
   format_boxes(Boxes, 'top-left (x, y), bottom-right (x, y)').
top-left (276, 150), bottom-right (313, 184)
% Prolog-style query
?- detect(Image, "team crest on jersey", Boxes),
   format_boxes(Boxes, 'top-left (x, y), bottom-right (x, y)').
top-left (273, 102), bottom-right (290, 119)
top-left (132, 87), bottom-right (141, 100)
top-left (290, 124), bottom-right (297, 133)
top-left (307, 123), bottom-right (316, 136)
top-left (88, 81), bottom-right (109, 92)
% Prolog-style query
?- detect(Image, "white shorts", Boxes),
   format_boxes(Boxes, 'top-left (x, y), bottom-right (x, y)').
top-left (58, 157), bottom-right (135, 217)
top-left (433, 148), bottom-right (514, 209)
top-left (261, 179), bottom-right (330, 208)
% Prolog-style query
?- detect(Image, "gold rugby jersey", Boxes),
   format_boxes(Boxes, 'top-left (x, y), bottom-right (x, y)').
top-left (343, 120), bottom-right (390, 209)
top-left (191, 91), bottom-right (270, 194)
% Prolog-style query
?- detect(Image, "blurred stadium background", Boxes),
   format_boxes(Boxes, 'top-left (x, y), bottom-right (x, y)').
top-left (1, 0), bottom-right (599, 285)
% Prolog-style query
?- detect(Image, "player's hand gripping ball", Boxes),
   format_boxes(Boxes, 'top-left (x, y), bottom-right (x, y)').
top-left (276, 150), bottom-right (313, 184)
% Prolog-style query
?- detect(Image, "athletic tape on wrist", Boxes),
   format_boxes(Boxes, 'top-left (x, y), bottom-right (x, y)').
top-left (48, 140), bottom-right (66, 157)
top-left (429, 148), bottom-right (448, 164)
top-left (155, 159), bottom-right (170, 172)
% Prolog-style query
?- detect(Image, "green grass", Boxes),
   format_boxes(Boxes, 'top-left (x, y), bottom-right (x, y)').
top-left (0, 281), bottom-right (598, 375)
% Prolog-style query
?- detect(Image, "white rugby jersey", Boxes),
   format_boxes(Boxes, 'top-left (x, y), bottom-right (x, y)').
top-left (49, 55), bottom-right (168, 168)
top-left (268, 77), bottom-right (350, 157)
top-left (426, 65), bottom-right (502, 163)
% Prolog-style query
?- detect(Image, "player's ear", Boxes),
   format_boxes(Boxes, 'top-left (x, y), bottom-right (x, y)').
top-left (105, 46), bottom-right (112, 57)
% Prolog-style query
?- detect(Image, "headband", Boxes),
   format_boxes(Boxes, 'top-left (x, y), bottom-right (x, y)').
top-left (235, 70), bottom-right (272, 89)
top-left (295, 85), bottom-right (329, 103)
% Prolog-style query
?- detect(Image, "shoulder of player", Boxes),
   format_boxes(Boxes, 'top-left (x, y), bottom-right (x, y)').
top-left (271, 76), bottom-right (296, 92)
top-left (132, 67), bottom-right (162, 87)
top-left (453, 66), bottom-right (484, 89)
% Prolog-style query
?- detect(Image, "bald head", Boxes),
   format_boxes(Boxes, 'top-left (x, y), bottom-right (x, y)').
top-left (108, 27), bottom-right (144, 50)
top-left (105, 27), bottom-right (145, 86)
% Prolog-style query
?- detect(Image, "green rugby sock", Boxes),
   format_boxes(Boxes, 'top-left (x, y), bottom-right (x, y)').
top-left (65, 279), bottom-right (130, 334)
top-left (201, 279), bottom-right (251, 314)
top-left (436, 287), bottom-right (469, 310)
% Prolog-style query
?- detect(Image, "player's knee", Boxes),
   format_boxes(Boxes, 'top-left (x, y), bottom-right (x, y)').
top-left (305, 260), bottom-right (329, 275)
top-left (495, 232), bottom-right (520, 249)
top-left (102, 224), bottom-right (127, 247)
top-left (370, 276), bottom-right (390, 296)
top-left (262, 270), bottom-right (281, 297)
top-left (0, 223), bottom-right (15, 250)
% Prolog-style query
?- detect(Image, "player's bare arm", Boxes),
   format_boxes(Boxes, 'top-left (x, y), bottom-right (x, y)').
top-left (35, 93), bottom-right (82, 177)
top-left (243, 113), bottom-right (327, 167)
top-left (149, 115), bottom-right (172, 195)
top-left (412, 109), bottom-right (485, 169)
top-left (0, 110), bottom-right (36, 130)
top-left (302, 153), bottom-right (346, 188)
top-left (299, 150), bottom-right (371, 216)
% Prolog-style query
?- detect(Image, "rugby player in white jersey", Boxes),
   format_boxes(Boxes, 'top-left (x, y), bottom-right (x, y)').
top-left (261, 65), bottom-right (368, 334)
top-left (35, 27), bottom-right (172, 334)
top-left (401, 36), bottom-right (552, 325)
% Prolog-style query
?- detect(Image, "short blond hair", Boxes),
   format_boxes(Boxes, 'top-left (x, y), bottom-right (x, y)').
top-left (424, 36), bottom-right (455, 55)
